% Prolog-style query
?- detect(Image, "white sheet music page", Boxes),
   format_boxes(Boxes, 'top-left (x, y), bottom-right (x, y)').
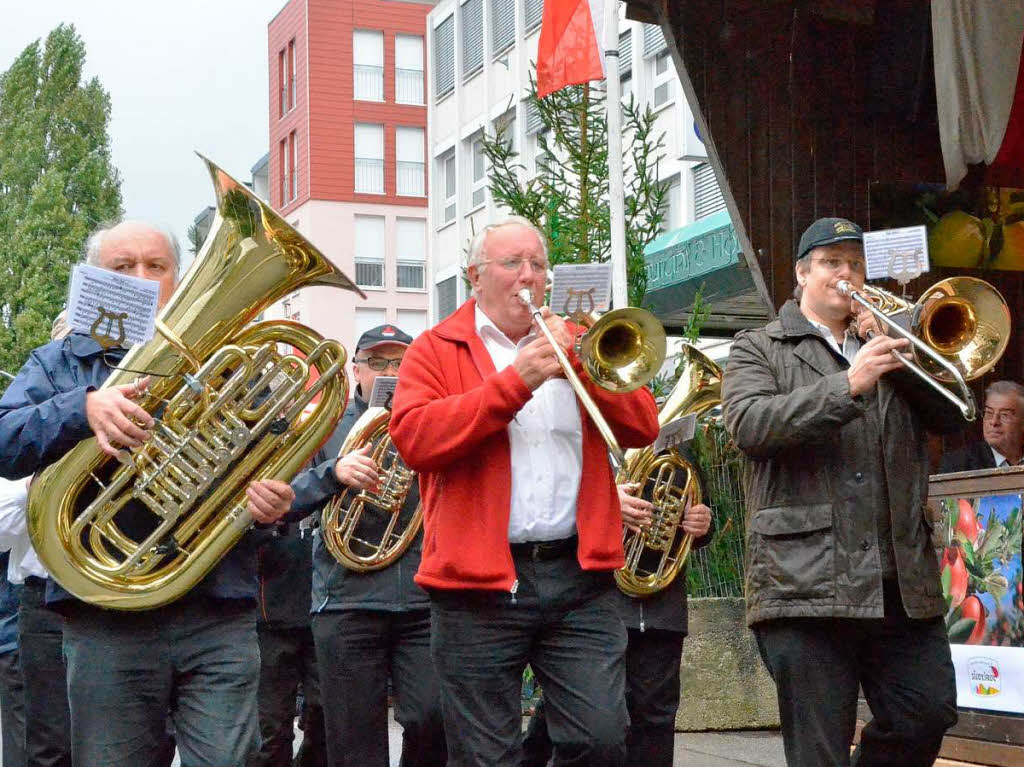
top-left (66, 264), bottom-right (160, 347)
top-left (368, 376), bottom-right (399, 409)
top-left (863, 225), bottom-right (929, 283)
top-left (653, 413), bottom-right (697, 453)
top-left (549, 263), bottom-right (612, 321)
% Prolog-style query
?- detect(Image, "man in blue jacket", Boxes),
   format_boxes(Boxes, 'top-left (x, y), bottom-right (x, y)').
top-left (289, 324), bottom-right (446, 767)
top-left (0, 220), bottom-right (296, 767)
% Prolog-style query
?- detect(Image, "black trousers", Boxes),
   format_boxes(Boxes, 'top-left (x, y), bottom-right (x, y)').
top-left (19, 580), bottom-right (70, 767)
top-left (311, 608), bottom-right (445, 767)
top-left (0, 648), bottom-right (26, 767)
top-left (522, 628), bottom-right (684, 767)
top-left (754, 583), bottom-right (957, 767)
top-left (430, 547), bottom-right (628, 767)
top-left (250, 624), bottom-right (326, 767)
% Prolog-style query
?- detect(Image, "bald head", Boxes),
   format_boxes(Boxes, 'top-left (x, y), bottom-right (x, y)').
top-left (86, 221), bottom-right (180, 309)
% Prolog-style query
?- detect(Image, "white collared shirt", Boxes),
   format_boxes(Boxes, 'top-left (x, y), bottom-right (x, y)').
top-left (475, 305), bottom-right (583, 543)
top-left (807, 318), bottom-right (861, 365)
top-left (0, 477), bottom-right (48, 583)
top-left (991, 447), bottom-right (1024, 468)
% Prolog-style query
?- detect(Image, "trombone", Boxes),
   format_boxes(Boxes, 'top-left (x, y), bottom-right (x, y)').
top-left (835, 277), bottom-right (1010, 421)
top-left (516, 288), bottom-right (666, 470)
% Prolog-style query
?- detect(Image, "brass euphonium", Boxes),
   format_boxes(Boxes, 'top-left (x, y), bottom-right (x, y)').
top-left (27, 156), bottom-right (363, 610)
top-left (836, 277), bottom-right (1010, 421)
top-left (320, 407), bottom-right (423, 571)
top-left (614, 344), bottom-right (722, 598)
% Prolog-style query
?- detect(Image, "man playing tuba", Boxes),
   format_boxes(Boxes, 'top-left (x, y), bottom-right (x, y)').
top-left (0, 221), bottom-right (295, 767)
top-left (287, 323), bottom-right (446, 767)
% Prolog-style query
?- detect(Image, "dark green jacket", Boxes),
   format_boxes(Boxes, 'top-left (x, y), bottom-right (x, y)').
top-left (722, 300), bottom-right (957, 626)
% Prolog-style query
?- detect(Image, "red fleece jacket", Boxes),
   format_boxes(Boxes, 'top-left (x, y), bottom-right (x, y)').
top-left (390, 299), bottom-right (660, 592)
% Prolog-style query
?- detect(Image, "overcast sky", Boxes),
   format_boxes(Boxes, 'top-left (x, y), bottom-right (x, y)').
top-left (0, 0), bottom-right (288, 267)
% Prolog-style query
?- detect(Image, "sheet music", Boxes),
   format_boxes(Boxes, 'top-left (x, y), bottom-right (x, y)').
top-left (863, 225), bottom-right (929, 282)
top-left (66, 264), bottom-right (160, 346)
top-left (653, 413), bottom-right (697, 453)
top-left (368, 376), bottom-right (398, 409)
top-left (549, 263), bottom-right (612, 319)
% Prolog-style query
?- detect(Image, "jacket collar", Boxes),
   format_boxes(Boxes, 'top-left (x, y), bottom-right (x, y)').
top-left (766, 300), bottom-right (830, 341)
top-left (66, 332), bottom-right (128, 362)
top-left (430, 298), bottom-right (497, 377)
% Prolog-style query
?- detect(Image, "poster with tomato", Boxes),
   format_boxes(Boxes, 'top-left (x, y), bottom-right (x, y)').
top-left (938, 495), bottom-right (1024, 713)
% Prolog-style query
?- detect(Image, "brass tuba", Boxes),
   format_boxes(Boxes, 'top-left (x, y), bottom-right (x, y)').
top-left (320, 407), bottom-right (423, 571)
top-left (27, 155), bottom-right (363, 610)
top-left (614, 344), bottom-right (722, 598)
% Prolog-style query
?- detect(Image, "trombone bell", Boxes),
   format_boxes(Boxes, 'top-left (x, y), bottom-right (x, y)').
top-left (580, 308), bottom-right (667, 393)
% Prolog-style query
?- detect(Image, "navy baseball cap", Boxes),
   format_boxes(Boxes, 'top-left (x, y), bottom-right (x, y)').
top-left (356, 324), bottom-right (413, 353)
top-left (796, 218), bottom-right (864, 261)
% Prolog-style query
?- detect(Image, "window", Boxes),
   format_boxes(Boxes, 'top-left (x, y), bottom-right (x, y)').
top-left (288, 131), bottom-right (297, 201)
top-left (354, 124), bottom-right (385, 194)
top-left (439, 151), bottom-right (456, 225)
top-left (278, 49), bottom-right (286, 117)
top-left (470, 136), bottom-right (486, 208)
top-left (288, 40), bottom-right (296, 110)
top-left (660, 174), bottom-right (680, 232)
top-left (354, 30), bottom-right (384, 101)
top-left (354, 216), bottom-right (386, 288)
top-left (693, 162), bottom-right (726, 220)
top-left (652, 50), bottom-right (674, 108)
top-left (497, 110), bottom-right (516, 154)
top-left (461, 0), bottom-right (483, 77)
top-left (492, 0), bottom-right (515, 57)
top-left (643, 24), bottom-right (667, 57)
top-left (395, 35), bottom-right (424, 104)
top-left (278, 139), bottom-right (287, 205)
top-left (397, 127), bottom-right (425, 197)
top-left (619, 30), bottom-right (632, 105)
top-left (396, 218), bottom-right (426, 290)
top-left (396, 309), bottom-right (427, 338)
top-left (434, 15), bottom-right (455, 100)
top-left (437, 276), bottom-right (458, 320)
top-left (524, 0), bottom-right (543, 30)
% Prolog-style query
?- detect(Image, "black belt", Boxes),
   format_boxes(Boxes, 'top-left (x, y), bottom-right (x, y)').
top-left (509, 536), bottom-right (577, 562)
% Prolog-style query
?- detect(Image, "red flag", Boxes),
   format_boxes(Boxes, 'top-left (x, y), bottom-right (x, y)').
top-left (536, 0), bottom-right (605, 99)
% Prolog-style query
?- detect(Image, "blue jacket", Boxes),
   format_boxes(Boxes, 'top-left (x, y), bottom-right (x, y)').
top-left (289, 392), bottom-right (428, 614)
top-left (0, 333), bottom-right (260, 605)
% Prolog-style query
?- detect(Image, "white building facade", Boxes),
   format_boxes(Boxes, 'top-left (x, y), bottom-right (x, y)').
top-left (426, 0), bottom-right (722, 322)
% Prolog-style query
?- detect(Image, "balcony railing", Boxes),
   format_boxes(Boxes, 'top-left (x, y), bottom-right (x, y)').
top-left (396, 68), bottom-right (424, 104)
top-left (397, 261), bottom-right (425, 290)
top-left (355, 258), bottom-right (384, 288)
top-left (354, 64), bottom-right (384, 101)
top-left (354, 158), bottom-right (384, 194)
top-left (397, 161), bottom-right (425, 196)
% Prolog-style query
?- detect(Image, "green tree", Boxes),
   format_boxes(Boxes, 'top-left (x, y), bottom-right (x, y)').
top-left (481, 79), bottom-right (667, 307)
top-left (0, 24), bottom-right (122, 390)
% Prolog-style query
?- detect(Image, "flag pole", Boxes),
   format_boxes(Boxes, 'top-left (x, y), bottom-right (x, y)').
top-left (604, 0), bottom-right (628, 309)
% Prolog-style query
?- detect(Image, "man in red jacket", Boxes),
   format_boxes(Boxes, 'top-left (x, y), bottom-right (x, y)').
top-left (391, 216), bottom-right (659, 767)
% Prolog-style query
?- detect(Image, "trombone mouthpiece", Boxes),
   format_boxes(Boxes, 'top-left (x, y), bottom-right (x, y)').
top-left (517, 288), bottom-right (533, 307)
top-left (835, 280), bottom-right (854, 296)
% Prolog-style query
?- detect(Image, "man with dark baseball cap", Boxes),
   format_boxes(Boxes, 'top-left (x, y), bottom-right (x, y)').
top-left (721, 215), bottom-right (959, 766)
top-left (286, 320), bottom-right (447, 766)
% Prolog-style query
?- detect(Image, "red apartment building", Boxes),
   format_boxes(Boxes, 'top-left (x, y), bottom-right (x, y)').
top-left (265, 0), bottom-right (434, 370)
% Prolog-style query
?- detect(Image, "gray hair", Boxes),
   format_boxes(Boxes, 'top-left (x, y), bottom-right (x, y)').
top-left (465, 215), bottom-right (549, 273)
top-left (84, 221), bottom-right (182, 280)
top-left (985, 380), bottom-right (1024, 410)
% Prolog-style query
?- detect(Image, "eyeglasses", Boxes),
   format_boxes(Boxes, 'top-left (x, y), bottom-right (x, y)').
top-left (477, 257), bottom-right (548, 274)
top-left (355, 357), bottom-right (403, 372)
top-left (809, 256), bottom-right (867, 274)
top-left (983, 409), bottom-right (1019, 424)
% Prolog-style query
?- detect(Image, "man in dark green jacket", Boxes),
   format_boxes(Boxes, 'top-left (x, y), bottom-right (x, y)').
top-left (722, 218), bottom-right (959, 767)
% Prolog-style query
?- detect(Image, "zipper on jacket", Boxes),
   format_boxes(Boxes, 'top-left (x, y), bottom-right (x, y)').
top-left (510, 579), bottom-right (519, 605)
top-left (639, 603), bottom-right (645, 633)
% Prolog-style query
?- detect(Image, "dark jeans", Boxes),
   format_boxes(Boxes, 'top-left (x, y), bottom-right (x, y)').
top-left (754, 583), bottom-right (957, 767)
top-left (522, 628), bottom-right (684, 767)
top-left (19, 580), bottom-right (70, 767)
top-left (311, 608), bottom-right (445, 767)
top-left (63, 598), bottom-right (261, 767)
top-left (0, 648), bottom-right (26, 767)
top-left (250, 624), bottom-right (326, 767)
top-left (430, 547), bottom-right (628, 767)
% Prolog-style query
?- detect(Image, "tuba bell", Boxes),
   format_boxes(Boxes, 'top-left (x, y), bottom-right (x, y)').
top-left (615, 344), bottom-right (722, 598)
top-left (320, 407), bottom-right (422, 571)
top-left (27, 155), bottom-right (363, 610)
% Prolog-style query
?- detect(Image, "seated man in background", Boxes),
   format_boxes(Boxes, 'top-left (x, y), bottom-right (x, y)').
top-left (940, 380), bottom-right (1024, 472)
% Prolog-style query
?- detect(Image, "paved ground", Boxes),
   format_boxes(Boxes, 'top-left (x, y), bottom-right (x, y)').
top-left (201, 714), bottom-right (787, 767)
